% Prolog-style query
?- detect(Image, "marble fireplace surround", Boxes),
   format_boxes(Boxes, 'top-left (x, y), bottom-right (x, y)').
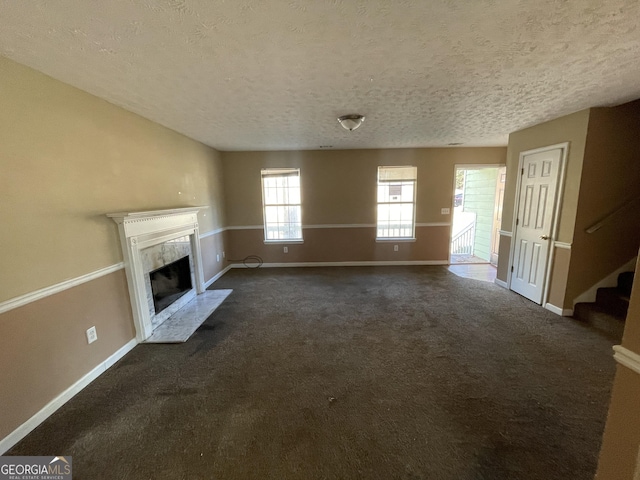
top-left (107, 207), bottom-right (207, 342)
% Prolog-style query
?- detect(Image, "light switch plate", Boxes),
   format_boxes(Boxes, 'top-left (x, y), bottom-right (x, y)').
top-left (441, 207), bottom-right (451, 215)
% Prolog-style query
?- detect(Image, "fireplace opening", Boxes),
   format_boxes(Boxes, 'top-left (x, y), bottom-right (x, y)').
top-left (149, 256), bottom-right (193, 314)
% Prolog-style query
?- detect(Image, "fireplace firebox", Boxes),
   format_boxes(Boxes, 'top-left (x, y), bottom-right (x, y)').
top-left (149, 256), bottom-right (193, 314)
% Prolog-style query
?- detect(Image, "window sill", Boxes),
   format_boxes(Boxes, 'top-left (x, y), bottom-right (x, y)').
top-left (376, 237), bottom-right (416, 243)
top-left (264, 240), bottom-right (304, 245)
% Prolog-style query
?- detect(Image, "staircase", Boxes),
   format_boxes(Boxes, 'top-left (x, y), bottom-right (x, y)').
top-left (573, 271), bottom-right (634, 340)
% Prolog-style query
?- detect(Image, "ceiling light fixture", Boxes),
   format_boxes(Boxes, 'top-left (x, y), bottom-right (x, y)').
top-left (338, 114), bottom-right (365, 131)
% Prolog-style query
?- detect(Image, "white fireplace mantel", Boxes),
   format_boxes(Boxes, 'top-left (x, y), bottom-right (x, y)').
top-left (107, 207), bottom-right (208, 342)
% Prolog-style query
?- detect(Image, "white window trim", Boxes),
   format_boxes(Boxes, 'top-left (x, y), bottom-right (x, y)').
top-left (375, 237), bottom-right (416, 243)
top-left (263, 239), bottom-right (305, 245)
top-left (376, 166), bottom-right (417, 240)
top-left (261, 168), bottom-right (303, 242)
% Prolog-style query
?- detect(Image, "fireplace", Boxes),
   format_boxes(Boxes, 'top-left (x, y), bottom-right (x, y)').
top-left (150, 256), bottom-right (193, 314)
top-left (107, 207), bottom-right (207, 342)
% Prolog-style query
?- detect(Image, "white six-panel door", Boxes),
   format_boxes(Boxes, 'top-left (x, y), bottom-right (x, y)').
top-left (510, 148), bottom-right (562, 304)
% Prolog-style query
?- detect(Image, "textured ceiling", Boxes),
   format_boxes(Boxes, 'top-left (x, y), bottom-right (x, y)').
top-left (1, 0), bottom-right (639, 151)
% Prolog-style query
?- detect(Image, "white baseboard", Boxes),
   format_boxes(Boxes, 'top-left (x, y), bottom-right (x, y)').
top-left (544, 303), bottom-right (573, 317)
top-left (230, 260), bottom-right (449, 269)
top-left (203, 265), bottom-right (233, 289)
top-left (613, 345), bottom-right (640, 376)
top-left (0, 338), bottom-right (137, 455)
top-left (494, 278), bottom-right (508, 289)
top-left (573, 256), bottom-right (637, 307)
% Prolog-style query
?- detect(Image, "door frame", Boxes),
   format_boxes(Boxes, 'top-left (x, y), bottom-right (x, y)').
top-left (506, 142), bottom-right (570, 306)
top-left (450, 163), bottom-right (505, 264)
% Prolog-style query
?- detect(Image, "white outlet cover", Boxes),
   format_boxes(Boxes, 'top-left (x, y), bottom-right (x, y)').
top-left (441, 208), bottom-right (451, 215)
top-left (283, 246), bottom-right (288, 253)
top-left (86, 326), bottom-right (97, 344)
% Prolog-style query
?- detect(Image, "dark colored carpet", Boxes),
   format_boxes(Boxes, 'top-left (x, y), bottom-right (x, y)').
top-left (9, 267), bottom-right (616, 480)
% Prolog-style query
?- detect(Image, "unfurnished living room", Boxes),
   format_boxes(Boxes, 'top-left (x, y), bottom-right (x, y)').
top-left (1, 1), bottom-right (640, 479)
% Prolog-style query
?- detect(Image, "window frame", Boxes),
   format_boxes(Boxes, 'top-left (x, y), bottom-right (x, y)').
top-left (260, 168), bottom-right (304, 244)
top-left (376, 165), bottom-right (417, 241)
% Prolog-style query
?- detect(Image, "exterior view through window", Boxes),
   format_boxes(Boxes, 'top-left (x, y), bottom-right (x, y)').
top-left (261, 168), bottom-right (302, 241)
top-left (377, 166), bottom-right (417, 239)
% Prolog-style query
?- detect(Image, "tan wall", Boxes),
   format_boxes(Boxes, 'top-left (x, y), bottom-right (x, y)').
top-left (0, 270), bottom-right (135, 440)
top-left (200, 232), bottom-right (227, 282)
top-left (496, 109), bottom-right (590, 290)
top-left (621, 256), bottom-right (640, 355)
top-left (227, 225), bottom-right (450, 264)
top-left (565, 100), bottom-right (640, 307)
top-left (596, 255), bottom-right (640, 479)
top-left (0, 57), bottom-right (227, 444)
top-left (546, 247), bottom-right (571, 309)
top-left (222, 147), bottom-right (506, 263)
top-left (495, 236), bottom-right (511, 282)
top-left (0, 56), bottom-right (227, 302)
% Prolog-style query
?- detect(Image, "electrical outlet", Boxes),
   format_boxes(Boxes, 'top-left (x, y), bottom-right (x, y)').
top-left (86, 326), bottom-right (97, 344)
top-left (283, 246), bottom-right (288, 253)
top-left (441, 207), bottom-right (450, 215)
top-left (216, 254), bottom-right (220, 262)
top-left (394, 245), bottom-right (399, 252)
top-left (222, 251), bottom-right (225, 258)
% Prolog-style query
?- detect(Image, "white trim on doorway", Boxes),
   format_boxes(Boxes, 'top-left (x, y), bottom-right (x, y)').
top-left (506, 143), bottom-right (570, 306)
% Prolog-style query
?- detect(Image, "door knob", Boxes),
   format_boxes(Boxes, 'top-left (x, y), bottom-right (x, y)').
top-left (540, 235), bottom-right (550, 240)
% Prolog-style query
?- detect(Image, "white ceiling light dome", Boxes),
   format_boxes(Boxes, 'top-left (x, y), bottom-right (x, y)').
top-left (338, 114), bottom-right (365, 131)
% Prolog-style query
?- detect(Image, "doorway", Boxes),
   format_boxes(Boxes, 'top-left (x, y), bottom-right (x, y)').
top-left (450, 165), bottom-right (506, 266)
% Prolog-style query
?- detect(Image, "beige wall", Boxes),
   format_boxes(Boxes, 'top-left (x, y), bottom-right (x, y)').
top-left (200, 232), bottom-right (227, 282)
top-left (622, 256), bottom-right (640, 356)
top-left (596, 255), bottom-right (640, 480)
top-left (222, 148), bottom-right (506, 263)
top-left (495, 109), bottom-right (590, 307)
top-left (227, 225), bottom-right (451, 264)
top-left (565, 100), bottom-right (640, 307)
top-left (0, 56), bottom-right (226, 302)
top-left (500, 109), bottom-right (590, 245)
top-left (546, 247), bottom-right (571, 308)
top-left (496, 102), bottom-right (640, 309)
top-left (0, 56), bottom-right (227, 445)
top-left (0, 270), bottom-right (135, 440)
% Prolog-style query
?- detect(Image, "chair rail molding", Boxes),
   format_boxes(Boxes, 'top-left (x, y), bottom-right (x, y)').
top-left (613, 345), bottom-right (640, 376)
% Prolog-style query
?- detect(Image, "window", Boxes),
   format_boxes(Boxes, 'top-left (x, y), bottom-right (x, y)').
top-left (377, 166), bottom-right (417, 239)
top-left (261, 168), bottom-right (303, 241)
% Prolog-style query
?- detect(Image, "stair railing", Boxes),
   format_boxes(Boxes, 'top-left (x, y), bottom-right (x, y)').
top-left (451, 222), bottom-right (475, 255)
top-left (585, 196), bottom-right (640, 234)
